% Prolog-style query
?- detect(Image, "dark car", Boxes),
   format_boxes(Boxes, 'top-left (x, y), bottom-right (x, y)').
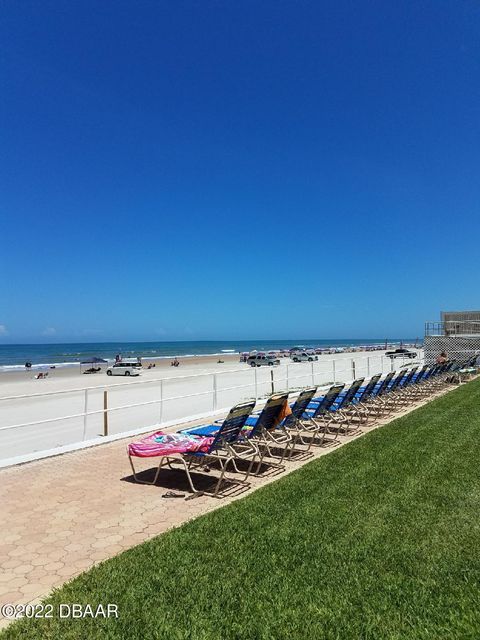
top-left (385, 348), bottom-right (417, 359)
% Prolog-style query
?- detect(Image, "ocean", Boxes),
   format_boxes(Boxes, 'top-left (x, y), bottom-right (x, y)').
top-left (0, 339), bottom-right (418, 371)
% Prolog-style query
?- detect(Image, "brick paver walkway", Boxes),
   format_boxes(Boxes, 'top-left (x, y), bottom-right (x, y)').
top-left (0, 388), bottom-right (453, 628)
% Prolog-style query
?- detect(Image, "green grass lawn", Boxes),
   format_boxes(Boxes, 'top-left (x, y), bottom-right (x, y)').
top-left (4, 379), bottom-right (480, 640)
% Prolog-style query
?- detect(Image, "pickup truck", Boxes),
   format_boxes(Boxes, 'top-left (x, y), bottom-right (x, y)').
top-left (385, 348), bottom-right (417, 359)
top-left (247, 354), bottom-right (281, 367)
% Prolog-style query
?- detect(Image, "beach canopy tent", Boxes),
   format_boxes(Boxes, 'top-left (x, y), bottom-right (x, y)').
top-left (80, 357), bottom-right (108, 374)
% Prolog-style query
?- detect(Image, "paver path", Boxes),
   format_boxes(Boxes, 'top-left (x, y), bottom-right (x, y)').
top-left (0, 388), bottom-right (451, 628)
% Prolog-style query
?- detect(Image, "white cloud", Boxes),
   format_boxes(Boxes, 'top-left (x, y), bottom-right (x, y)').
top-left (42, 327), bottom-right (57, 336)
top-left (0, 324), bottom-right (8, 336)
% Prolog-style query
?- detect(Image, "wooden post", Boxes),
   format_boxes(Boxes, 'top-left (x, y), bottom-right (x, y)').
top-left (103, 390), bottom-right (108, 436)
top-left (270, 368), bottom-right (274, 395)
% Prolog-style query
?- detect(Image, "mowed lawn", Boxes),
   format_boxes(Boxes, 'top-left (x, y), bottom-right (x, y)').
top-left (4, 379), bottom-right (480, 640)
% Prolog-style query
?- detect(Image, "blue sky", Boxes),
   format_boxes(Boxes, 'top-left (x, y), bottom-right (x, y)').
top-left (1, 1), bottom-right (480, 343)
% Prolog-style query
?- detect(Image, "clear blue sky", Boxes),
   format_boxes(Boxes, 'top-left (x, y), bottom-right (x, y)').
top-left (1, 1), bottom-right (480, 343)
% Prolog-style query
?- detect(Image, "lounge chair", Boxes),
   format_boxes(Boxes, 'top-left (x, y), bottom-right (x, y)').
top-left (306, 383), bottom-right (345, 411)
top-left (244, 392), bottom-right (296, 469)
top-left (183, 393), bottom-right (293, 472)
top-left (304, 382), bottom-right (362, 439)
top-left (323, 378), bottom-right (366, 435)
top-left (280, 386), bottom-right (324, 450)
top-left (363, 371), bottom-right (396, 415)
top-left (341, 373), bottom-right (382, 423)
top-left (398, 365), bottom-right (429, 401)
top-left (377, 369), bottom-right (412, 410)
top-left (387, 366), bottom-right (419, 405)
top-left (128, 400), bottom-right (257, 497)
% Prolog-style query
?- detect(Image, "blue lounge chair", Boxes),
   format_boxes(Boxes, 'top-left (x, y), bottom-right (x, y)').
top-left (342, 373), bottom-right (382, 423)
top-left (308, 379), bottom-right (365, 437)
top-left (183, 392), bottom-right (293, 471)
top-left (136, 399), bottom-right (257, 497)
top-left (363, 371), bottom-right (396, 415)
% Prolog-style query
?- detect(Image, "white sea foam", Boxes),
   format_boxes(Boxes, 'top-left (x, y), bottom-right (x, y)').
top-left (0, 360), bottom-right (117, 373)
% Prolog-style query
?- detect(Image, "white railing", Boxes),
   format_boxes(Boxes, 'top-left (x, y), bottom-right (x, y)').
top-left (0, 351), bottom-right (423, 466)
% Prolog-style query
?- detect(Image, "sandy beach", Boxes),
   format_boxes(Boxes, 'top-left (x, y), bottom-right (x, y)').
top-left (0, 353), bottom-right (241, 389)
top-left (0, 349), bottom-right (423, 465)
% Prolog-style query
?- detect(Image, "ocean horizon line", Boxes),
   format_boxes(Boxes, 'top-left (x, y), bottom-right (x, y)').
top-left (0, 337), bottom-right (418, 347)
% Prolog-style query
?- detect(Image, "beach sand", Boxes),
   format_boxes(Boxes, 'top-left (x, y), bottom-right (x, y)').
top-left (0, 349), bottom-right (423, 464)
top-left (0, 353), bottom-right (240, 391)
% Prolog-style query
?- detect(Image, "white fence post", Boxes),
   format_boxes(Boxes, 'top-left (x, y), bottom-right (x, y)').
top-left (367, 357), bottom-right (370, 376)
top-left (332, 359), bottom-right (336, 383)
top-left (213, 374), bottom-right (218, 410)
top-left (351, 359), bottom-right (356, 379)
top-left (159, 380), bottom-right (163, 424)
top-left (254, 366), bottom-right (258, 399)
top-left (286, 364), bottom-right (289, 391)
top-left (82, 389), bottom-right (88, 440)
top-left (311, 361), bottom-right (315, 385)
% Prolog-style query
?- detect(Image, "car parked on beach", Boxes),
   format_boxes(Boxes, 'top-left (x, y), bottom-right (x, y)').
top-left (290, 352), bottom-right (319, 362)
top-left (247, 354), bottom-right (280, 367)
top-left (106, 361), bottom-right (142, 376)
top-left (385, 348), bottom-right (417, 360)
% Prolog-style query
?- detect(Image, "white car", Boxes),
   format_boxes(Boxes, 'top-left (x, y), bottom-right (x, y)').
top-left (106, 361), bottom-right (141, 376)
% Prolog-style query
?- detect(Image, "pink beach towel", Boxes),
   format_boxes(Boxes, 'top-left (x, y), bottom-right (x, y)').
top-left (128, 431), bottom-right (214, 458)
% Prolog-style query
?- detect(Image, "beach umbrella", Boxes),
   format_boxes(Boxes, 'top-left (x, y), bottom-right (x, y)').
top-left (80, 357), bottom-right (108, 364)
top-left (80, 356), bottom-right (108, 373)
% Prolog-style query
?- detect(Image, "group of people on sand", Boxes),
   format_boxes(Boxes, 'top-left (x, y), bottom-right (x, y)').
top-left (171, 357), bottom-right (180, 367)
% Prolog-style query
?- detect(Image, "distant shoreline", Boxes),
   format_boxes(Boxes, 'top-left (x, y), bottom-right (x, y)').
top-left (0, 338), bottom-right (421, 371)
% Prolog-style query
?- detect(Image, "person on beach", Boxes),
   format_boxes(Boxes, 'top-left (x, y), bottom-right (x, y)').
top-left (115, 354), bottom-right (121, 363)
top-left (436, 351), bottom-right (448, 364)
